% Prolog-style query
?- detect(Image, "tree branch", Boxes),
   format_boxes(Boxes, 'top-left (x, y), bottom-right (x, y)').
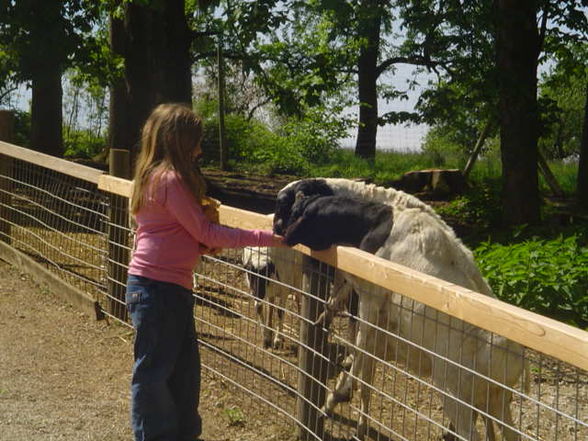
top-left (376, 55), bottom-right (448, 78)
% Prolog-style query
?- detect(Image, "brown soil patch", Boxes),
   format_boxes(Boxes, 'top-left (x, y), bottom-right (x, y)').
top-left (0, 260), bottom-right (295, 441)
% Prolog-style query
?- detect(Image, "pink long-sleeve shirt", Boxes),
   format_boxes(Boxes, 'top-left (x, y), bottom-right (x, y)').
top-left (128, 170), bottom-right (275, 289)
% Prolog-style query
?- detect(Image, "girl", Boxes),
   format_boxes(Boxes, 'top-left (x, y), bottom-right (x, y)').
top-left (126, 103), bottom-right (284, 441)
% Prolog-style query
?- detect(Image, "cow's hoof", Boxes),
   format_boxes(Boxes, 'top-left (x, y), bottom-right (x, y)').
top-left (320, 404), bottom-right (334, 418)
top-left (441, 432), bottom-right (457, 441)
top-left (341, 354), bottom-right (354, 369)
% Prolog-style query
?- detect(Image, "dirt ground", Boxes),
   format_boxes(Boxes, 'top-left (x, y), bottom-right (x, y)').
top-left (0, 260), bottom-right (297, 441)
top-left (0, 169), bottom-right (298, 441)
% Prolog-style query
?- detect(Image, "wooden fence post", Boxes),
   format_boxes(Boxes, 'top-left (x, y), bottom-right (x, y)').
top-left (0, 110), bottom-right (14, 244)
top-left (297, 255), bottom-right (330, 441)
top-left (107, 148), bottom-right (130, 320)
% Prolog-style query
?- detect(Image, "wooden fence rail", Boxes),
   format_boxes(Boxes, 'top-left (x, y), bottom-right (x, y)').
top-left (1, 133), bottom-right (587, 441)
top-left (97, 172), bottom-right (588, 372)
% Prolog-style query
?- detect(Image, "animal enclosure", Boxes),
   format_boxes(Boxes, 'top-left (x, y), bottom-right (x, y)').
top-left (0, 139), bottom-right (587, 441)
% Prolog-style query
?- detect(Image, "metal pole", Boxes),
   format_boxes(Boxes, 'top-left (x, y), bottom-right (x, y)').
top-left (297, 255), bottom-right (329, 440)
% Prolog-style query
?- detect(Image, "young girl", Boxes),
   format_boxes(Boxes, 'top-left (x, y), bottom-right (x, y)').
top-left (126, 103), bottom-right (284, 441)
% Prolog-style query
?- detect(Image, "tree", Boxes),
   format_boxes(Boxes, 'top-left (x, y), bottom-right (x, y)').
top-left (203, 0), bottom-right (447, 160)
top-left (0, 1), bottom-right (101, 157)
top-left (540, 60), bottom-right (587, 160)
top-left (579, 81), bottom-right (588, 210)
top-left (494, 0), bottom-right (541, 225)
top-left (401, 0), bottom-right (587, 224)
top-left (109, 0), bottom-right (194, 162)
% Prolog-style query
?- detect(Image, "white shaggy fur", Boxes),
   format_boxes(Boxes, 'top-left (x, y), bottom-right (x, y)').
top-left (278, 178), bottom-right (529, 441)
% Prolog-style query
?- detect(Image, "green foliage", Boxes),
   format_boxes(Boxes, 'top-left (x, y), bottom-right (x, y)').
top-left (435, 180), bottom-right (503, 230)
top-left (196, 94), bottom-right (350, 175)
top-left (538, 54), bottom-right (587, 159)
top-left (421, 126), bottom-right (469, 168)
top-left (540, 160), bottom-right (579, 196)
top-left (310, 148), bottom-right (441, 185)
top-left (63, 129), bottom-right (106, 160)
top-left (12, 109), bottom-right (31, 148)
top-left (474, 231), bottom-right (588, 329)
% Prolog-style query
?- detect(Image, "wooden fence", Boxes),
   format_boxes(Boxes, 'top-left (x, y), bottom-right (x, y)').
top-left (0, 113), bottom-right (586, 440)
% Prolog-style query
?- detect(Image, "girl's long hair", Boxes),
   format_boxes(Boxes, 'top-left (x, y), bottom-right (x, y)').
top-left (131, 103), bottom-right (207, 215)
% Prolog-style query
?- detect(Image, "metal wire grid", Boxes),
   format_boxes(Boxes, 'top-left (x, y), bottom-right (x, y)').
top-left (102, 192), bottom-right (133, 321)
top-left (323, 291), bottom-right (588, 441)
top-left (193, 250), bottom-right (588, 441)
top-left (0, 159), bottom-right (110, 298)
top-left (194, 247), bottom-right (308, 436)
top-left (1, 155), bottom-right (587, 440)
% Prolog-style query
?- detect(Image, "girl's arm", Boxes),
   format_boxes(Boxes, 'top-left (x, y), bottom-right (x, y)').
top-left (164, 173), bottom-right (277, 249)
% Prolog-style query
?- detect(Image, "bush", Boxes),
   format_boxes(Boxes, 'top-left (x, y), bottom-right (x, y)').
top-left (435, 180), bottom-right (503, 230)
top-left (421, 126), bottom-right (468, 168)
top-left (63, 129), bottom-right (106, 160)
top-left (474, 232), bottom-right (588, 328)
top-left (12, 110), bottom-right (31, 148)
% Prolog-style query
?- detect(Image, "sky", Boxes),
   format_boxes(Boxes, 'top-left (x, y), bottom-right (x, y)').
top-left (339, 63), bottom-right (432, 152)
top-left (11, 48), bottom-right (435, 152)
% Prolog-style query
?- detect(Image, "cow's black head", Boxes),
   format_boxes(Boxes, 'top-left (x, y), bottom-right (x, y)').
top-left (273, 179), bottom-right (333, 235)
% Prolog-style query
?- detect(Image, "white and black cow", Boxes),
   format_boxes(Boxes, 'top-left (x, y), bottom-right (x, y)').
top-left (274, 179), bottom-right (529, 441)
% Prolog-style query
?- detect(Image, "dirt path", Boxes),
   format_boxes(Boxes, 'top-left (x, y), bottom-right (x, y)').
top-left (0, 260), bottom-right (295, 441)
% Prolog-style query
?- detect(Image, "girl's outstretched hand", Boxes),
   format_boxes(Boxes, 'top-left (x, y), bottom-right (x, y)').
top-left (271, 234), bottom-right (288, 247)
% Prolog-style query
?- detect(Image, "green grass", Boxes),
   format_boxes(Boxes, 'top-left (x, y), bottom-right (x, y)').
top-left (540, 160), bottom-right (578, 195)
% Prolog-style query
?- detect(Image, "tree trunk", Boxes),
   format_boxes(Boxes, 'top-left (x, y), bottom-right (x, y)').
top-left (159, 0), bottom-right (192, 105)
top-left (354, 0), bottom-right (382, 160)
top-left (109, 0), bottom-right (193, 170)
top-left (463, 120), bottom-right (493, 180)
top-left (495, 0), bottom-right (540, 225)
top-left (26, 1), bottom-right (65, 157)
top-left (124, 2), bottom-right (157, 160)
top-left (30, 66), bottom-right (63, 157)
top-left (578, 82), bottom-right (588, 211)
top-left (109, 10), bottom-right (133, 156)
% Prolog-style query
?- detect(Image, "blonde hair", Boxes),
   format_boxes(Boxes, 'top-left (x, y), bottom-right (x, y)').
top-left (131, 103), bottom-right (207, 215)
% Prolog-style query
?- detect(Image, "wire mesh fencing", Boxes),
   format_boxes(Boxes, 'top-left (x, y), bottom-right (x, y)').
top-left (193, 247), bottom-right (588, 441)
top-left (0, 143), bottom-right (587, 441)
top-left (0, 155), bottom-right (109, 300)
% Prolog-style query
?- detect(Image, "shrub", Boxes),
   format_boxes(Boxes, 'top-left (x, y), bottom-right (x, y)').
top-left (435, 180), bottom-right (503, 230)
top-left (474, 233), bottom-right (588, 328)
top-left (63, 129), bottom-right (106, 160)
top-left (12, 110), bottom-right (31, 148)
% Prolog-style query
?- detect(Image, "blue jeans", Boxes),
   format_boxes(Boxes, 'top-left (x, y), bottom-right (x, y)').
top-left (126, 275), bottom-right (201, 441)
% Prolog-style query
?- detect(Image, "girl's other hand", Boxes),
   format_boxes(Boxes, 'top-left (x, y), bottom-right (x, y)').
top-left (201, 244), bottom-right (222, 255)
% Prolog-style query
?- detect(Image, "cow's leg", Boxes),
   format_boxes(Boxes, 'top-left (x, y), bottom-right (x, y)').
top-left (488, 389), bottom-right (519, 441)
top-left (318, 271), bottom-right (351, 329)
top-left (482, 415), bottom-right (496, 441)
top-left (433, 360), bottom-right (480, 441)
top-left (322, 316), bottom-right (373, 416)
top-left (322, 354), bottom-right (356, 415)
top-left (356, 350), bottom-right (376, 439)
top-left (255, 299), bottom-right (273, 348)
top-left (441, 397), bottom-right (480, 441)
top-left (261, 293), bottom-right (275, 349)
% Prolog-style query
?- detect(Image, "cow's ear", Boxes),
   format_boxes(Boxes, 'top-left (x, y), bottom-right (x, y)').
top-left (294, 190), bottom-right (306, 203)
